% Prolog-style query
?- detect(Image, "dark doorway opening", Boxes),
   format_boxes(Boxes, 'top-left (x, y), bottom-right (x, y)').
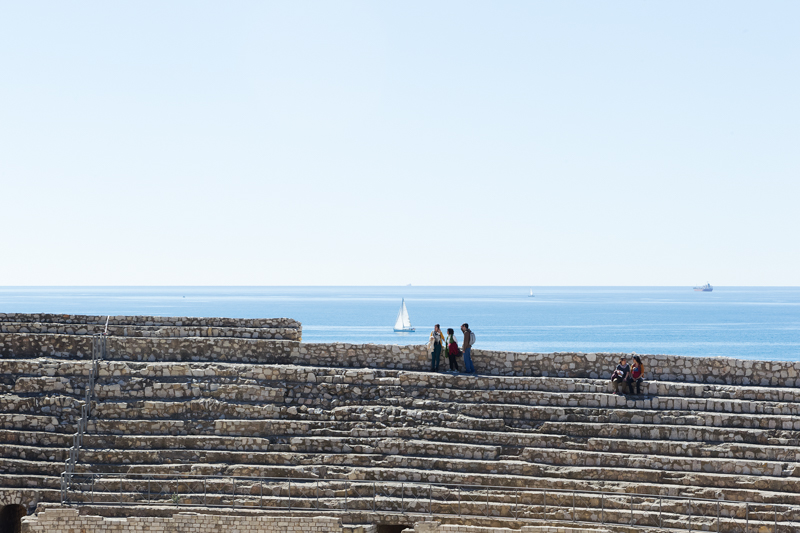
top-left (0, 504), bottom-right (26, 533)
top-left (376, 525), bottom-right (410, 533)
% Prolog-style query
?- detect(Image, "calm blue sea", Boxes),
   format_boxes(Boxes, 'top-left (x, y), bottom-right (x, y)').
top-left (1, 286), bottom-right (799, 361)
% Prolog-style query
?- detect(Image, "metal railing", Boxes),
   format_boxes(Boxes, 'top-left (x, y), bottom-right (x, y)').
top-left (59, 473), bottom-right (800, 532)
top-left (61, 334), bottom-right (105, 501)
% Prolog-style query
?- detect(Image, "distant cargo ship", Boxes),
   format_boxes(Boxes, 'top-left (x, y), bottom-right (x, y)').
top-left (694, 283), bottom-right (713, 292)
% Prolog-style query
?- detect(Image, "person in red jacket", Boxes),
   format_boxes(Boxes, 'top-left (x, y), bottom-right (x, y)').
top-left (628, 355), bottom-right (645, 395)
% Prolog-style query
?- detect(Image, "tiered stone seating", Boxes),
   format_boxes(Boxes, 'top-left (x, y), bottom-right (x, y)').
top-left (64, 360), bottom-right (800, 531)
top-left (3, 314), bottom-right (800, 532)
top-left (0, 357), bottom-right (89, 510)
top-left (0, 314), bottom-right (301, 521)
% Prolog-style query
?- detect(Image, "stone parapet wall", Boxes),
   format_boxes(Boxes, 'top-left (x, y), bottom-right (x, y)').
top-left (0, 334), bottom-right (299, 362)
top-left (2, 327), bottom-right (798, 386)
top-left (300, 343), bottom-right (800, 387)
top-left (22, 507), bottom-right (342, 533)
top-left (1, 322), bottom-right (299, 340)
top-left (0, 313), bottom-right (301, 330)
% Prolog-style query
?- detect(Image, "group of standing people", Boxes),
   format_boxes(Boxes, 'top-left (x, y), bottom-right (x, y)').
top-left (611, 355), bottom-right (645, 395)
top-left (428, 323), bottom-right (476, 374)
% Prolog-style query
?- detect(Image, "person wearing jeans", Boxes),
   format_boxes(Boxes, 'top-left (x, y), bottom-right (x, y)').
top-left (461, 323), bottom-right (475, 374)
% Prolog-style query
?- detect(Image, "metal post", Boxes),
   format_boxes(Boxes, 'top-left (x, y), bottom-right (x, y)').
top-left (543, 491), bottom-right (547, 520)
top-left (232, 479), bottom-right (236, 508)
top-left (746, 503), bottom-right (749, 533)
top-left (204, 479), bottom-right (207, 506)
top-left (601, 493), bottom-right (604, 524)
top-left (288, 480), bottom-right (292, 512)
top-left (91, 475), bottom-right (95, 504)
top-left (717, 499), bottom-right (721, 533)
top-left (429, 484), bottom-right (433, 515)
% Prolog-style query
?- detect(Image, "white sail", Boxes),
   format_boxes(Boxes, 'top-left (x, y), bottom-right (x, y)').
top-left (401, 300), bottom-right (411, 329)
top-left (393, 299), bottom-right (414, 331)
top-left (393, 304), bottom-right (405, 330)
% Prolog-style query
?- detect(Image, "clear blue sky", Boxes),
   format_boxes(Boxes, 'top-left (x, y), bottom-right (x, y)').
top-left (1, 1), bottom-right (798, 285)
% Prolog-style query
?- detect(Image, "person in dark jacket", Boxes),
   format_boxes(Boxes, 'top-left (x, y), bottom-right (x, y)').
top-left (611, 356), bottom-right (631, 395)
top-left (460, 323), bottom-right (475, 374)
top-left (445, 328), bottom-right (460, 372)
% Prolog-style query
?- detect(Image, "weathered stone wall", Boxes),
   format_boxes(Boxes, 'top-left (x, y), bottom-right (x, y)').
top-left (22, 507), bottom-right (342, 533)
top-left (300, 343), bottom-right (798, 387)
top-left (3, 329), bottom-right (797, 386)
top-left (0, 313), bottom-right (300, 329)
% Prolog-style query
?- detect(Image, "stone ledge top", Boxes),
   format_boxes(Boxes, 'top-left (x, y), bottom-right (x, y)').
top-left (0, 313), bottom-right (301, 330)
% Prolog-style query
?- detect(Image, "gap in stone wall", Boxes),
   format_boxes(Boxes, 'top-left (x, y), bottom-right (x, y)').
top-left (377, 524), bottom-right (412, 533)
top-left (0, 504), bottom-right (26, 533)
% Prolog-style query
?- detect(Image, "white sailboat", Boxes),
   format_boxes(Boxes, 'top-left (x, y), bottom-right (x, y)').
top-left (528, 289), bottom-right (534, 297)
top-left (393, 298), bottom-right (415, 332)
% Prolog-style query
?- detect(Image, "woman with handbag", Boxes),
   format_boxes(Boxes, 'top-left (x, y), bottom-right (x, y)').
top-left (428, 324), bottom-right (445, 372)
top-left (445, 328), bottom-right (460, 372)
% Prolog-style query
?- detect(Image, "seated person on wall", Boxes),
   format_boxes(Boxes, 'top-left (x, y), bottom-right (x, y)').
top-left (611, 356), bottom-right (631, 395)
top-left (628, 355), bottom-right (645, 394)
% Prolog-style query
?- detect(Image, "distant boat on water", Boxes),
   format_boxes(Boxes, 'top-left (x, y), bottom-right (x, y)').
top-left (528, 289), bottom-right (535, 297)
top-left (694, 283), bottom-right (713, 292)
top-left (393, 298), bottom-right (415, 332)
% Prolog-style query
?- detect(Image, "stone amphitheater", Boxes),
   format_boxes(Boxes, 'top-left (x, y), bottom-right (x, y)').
top-left (2, 314), bottom-right (800, 533)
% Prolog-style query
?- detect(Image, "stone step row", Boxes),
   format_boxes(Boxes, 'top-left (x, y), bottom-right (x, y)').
top-left (0, 322), bottom-right (300, 340)
top-left (84, 377), bottom-right (800, 416)
top-left (67, 461), bottom-right (800, 508)
top-left (81, 418), bottom-right (800, 460)
top-left (52, 499), bottom-right (800, 533)
top-left (0, 429), bottom-right (74, 447)
top-left (94, 360), bottom-right (800, 403)
top-left (0, 444), bottom-right (67, 463)
top-left (86, 397), bottom-right (800, 432)
top-left (68, 437), bottom-right (795, 479)
top-left (89, 408), bottom-right (508, 435)
top-left (319, 422), bottom-right (800, 449)
top-left (74, 428), bottom-right (800, 464)
top-left (64, 443), bottom-right (800, 494)
top-left (0, 413), bottom-right (75, 434)
top-left (0, 395), bottom-right (83, 421)
top-left (61, 470), bottom-right (800, 526)
top-left (0, 473), bottom-right (61, 490)
top-left (6, 357), bottom-right (800, 406)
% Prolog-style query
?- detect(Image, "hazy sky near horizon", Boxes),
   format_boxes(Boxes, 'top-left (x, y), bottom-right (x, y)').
top-left (1, 1), bottom-right (798, 286)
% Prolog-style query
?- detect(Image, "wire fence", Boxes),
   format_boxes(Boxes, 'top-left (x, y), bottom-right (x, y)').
top-left (61, 334), bottom-right (104, 490)
top-left (60, 473), bottom-right (800, 532)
